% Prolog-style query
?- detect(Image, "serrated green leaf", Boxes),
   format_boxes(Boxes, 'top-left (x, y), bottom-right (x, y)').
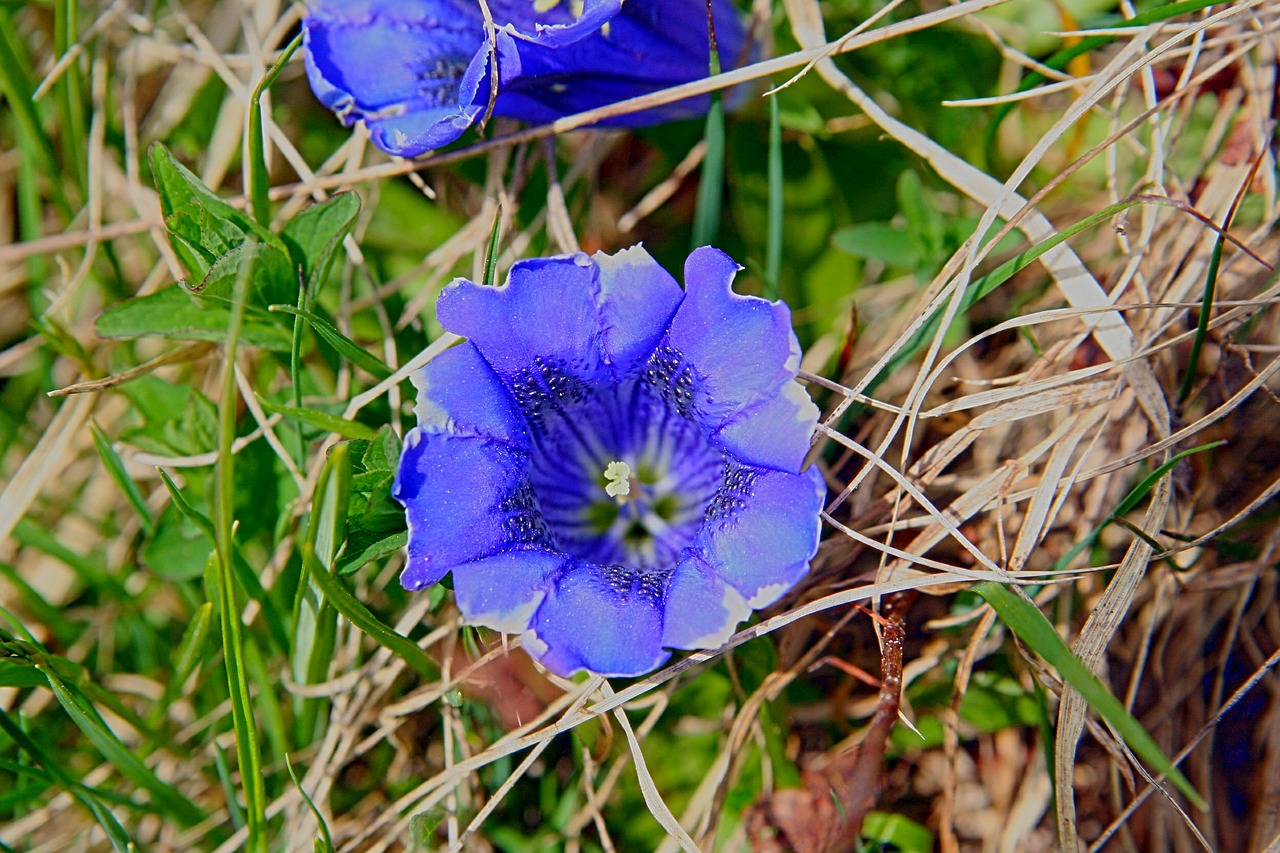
top-left (96, 284), bottom-right (292, 351)
top-left (188, 241), bottom-right (296, 307)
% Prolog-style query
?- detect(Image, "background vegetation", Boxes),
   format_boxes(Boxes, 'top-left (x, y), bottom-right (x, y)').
top-left (1, 0), bottom-right (1277, 851)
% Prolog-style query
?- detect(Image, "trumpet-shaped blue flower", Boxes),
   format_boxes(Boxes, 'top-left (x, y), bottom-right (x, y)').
top-left (303, 0), bottom-right (748, 157)
top-left (393, 246), bottom-right (825, 677)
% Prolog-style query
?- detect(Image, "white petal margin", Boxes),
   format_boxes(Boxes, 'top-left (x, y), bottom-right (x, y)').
top-left (660, 557), bottom-right (752, 650)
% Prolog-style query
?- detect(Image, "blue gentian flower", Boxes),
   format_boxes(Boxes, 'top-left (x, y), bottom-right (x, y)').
top-left (392, 246), bottom-right (825, 677)
top-left (303, 0), bottom-right (749, 157)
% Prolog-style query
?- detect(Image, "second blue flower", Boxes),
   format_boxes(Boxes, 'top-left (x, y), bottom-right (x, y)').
top-left (303, 0), bottom-right (749, 157)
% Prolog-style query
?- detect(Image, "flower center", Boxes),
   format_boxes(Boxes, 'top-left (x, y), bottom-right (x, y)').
top-left (524, 375), bottom-right (725, 571)
top-left (603, 460), bottom-right (633, 501)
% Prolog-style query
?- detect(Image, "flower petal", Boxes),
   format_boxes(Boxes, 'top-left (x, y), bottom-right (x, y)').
top-left (660, 555), bottom-right (751, 650)
top-left (438, 250), bottom-right (683, 384)
top-left (694, 464), bottom-right (826, 608)
top-left (525, 563), bottom-right (670, 677)
top-left (493, 0), bottom-right (749, 126)
top-left (665, 246), bottom-right (817, 470)
top-left (393, 431), bottom-right (540, 590)
top-left (437, 253), bottom-right (604, 379)
top-left (303, 0), bottom-right (484, 155)
top-left (593, 246), bottom-right (684, 377)
top-left (489, 0), bottom-right (622, 46)
top-left (710, 379), bottom-right (819, 474)
top-left (412, 342), bottom-right (530, 447)
top-left (451, 549), bottom-right (563, 634)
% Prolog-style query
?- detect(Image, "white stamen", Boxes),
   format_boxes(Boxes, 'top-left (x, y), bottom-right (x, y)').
top-left (603, 460), bottom-right (632, 500)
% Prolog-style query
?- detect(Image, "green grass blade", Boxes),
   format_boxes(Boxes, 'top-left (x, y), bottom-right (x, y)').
top-left (146, 602), bottom-right (213, 729)
top-left (691, 95), bottom-right (725, 249)
top-left (305, 547), bottom-right (439, 681)
top-left (214, 250), bottom-right (268, 852)
top-left (0, 711), bottom-right (135, 851)
top-left (89, 421), bottom-right (155, 535)
top-left (287, 755), bottom-right (335, 853)
top-left (157, 471), bottom-right (290, 654)
top-left (247, 32), bottom-right (303, 226)
top-left (484, 203), bottom-right (503, 286)
top-left (256, 396), bottom-right (378, 441)
top-left (268, 305), bottom-right (393, 380)
top-left (974, 581), bottom-right (1206, 809)
top-left (1049, 441), bottom-right (1223, 574)
top-left (292, 445), bottom-right (349, 744)
top-left (1175, 228), bottom-right (1224, 405)
top-left (54, 0), bottom-right (88, 193)
top-left (33, 665), bottom-right (207, 825)
top-left (764, 91), bottom-right (783, 301)
top-left (692, 7), bottom-right (725, 250)
top-left (1177, 155), bottom-right (1255, 405)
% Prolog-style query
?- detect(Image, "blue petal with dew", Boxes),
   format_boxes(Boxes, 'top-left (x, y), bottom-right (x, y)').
top-left (666, 247), bottom-right (819, 472)
top-left (410, 342), bottom-right (529, 447)
top-left (392, 431), bottom-right (532, 590)
top-left (693, 465), bottom-right (828, 608)
top-left (525, 562), bottom-right (670, 678)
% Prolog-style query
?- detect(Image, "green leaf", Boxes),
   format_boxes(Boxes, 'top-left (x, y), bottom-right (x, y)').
top-left (35, 663), bottom-right (207, 825)
top-left (305, 546), bottom-right (438, 681)
top-left (691, 95), bottom-right (726, 249)
top-left (187, 241), bottom-right (296, 307)
top-left (897, 169), bottom-right (945, 258)
top-left (281, 192), bottom-right (360, 289)
top-left (268, 304), bottom-right (393, 379)
top-left (292, 445), bottom-right (350, 741)
top-left (1050, 442), bottom-right (1223, 574)
top-left (0, 710), bottom-right (135, 851)
top-left (148, 142), bottom-right (276, 248)
top-left (832, 222), bottom-right (921, 268)
top-left (141, 503), bottom-right (212, 581)
top-left (89, 421), bottom-right (155, 535)
top-left (96, 284), bottom-right (293, 351)
top-left (247, 33), bottom-right (303, 225)
top-left (0, 658), bottom-right (46, 688)
top-left (973, 581), bottom-right (1206, 809)
top-left (336, 529), bottom-right (407, 576)
top-left (287, 756), bottom-right (334, 853)
top-left (256, 396), bottom-right (377, 440)
top-left (862, 811), bottom-right (934, 853)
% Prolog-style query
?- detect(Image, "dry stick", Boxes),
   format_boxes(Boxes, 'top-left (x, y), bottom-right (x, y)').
top-left (831, 590), bottom-right (915, 852)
